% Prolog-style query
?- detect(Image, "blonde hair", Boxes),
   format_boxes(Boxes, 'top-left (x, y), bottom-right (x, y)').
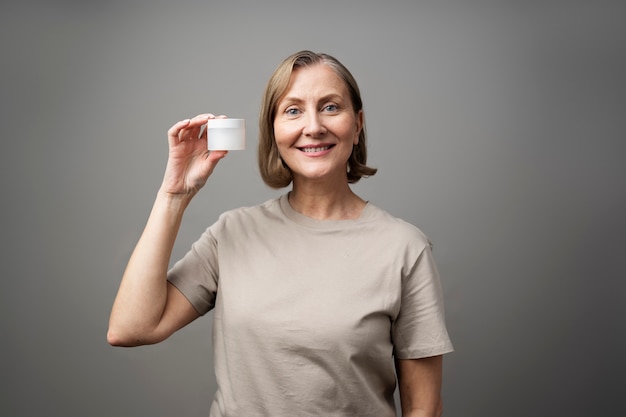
top-left (258, 50), bottom-right (377, 189)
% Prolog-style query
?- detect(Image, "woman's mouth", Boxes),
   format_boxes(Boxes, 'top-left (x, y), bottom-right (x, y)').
top-left (298, 145), bottom-right (334, 153)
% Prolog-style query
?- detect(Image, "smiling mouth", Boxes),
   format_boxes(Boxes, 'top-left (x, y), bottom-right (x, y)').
top-left (299, 145), bottom-right (334, 153)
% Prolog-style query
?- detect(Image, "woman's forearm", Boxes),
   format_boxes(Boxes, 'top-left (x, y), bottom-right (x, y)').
top-left (107, 190), bottom-right (191, 346)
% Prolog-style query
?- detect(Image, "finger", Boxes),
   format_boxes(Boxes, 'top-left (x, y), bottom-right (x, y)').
top-left (190, 113), bottom-right (224, 139)
top-left (169, 114), bottom-right (213, 143)
top-left (190, 113), bottom-right (214, 125)
top-left (197, 114), bottom-right (228, 139)
top-left (167, 118), bottom-right (192, 144)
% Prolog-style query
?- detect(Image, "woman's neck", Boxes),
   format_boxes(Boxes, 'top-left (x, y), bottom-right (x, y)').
top-left (288, 182), bottom-right (366, 220)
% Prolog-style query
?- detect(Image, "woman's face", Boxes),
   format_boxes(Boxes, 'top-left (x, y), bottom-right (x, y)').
top-left (273, 64), bottom-right (362, 186)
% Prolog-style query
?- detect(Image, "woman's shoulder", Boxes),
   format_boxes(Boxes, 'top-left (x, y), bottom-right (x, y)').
top-left (366, 203), bottom-right (432, 248)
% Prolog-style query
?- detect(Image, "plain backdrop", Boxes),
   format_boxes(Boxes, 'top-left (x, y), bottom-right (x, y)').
top-left (1, 1), bottom-right (624, 416)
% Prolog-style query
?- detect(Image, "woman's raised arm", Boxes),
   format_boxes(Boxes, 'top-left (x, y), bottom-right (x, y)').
top-left (107, 114), bottom-right (227, 347)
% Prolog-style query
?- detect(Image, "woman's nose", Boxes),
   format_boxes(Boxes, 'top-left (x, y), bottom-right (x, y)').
top-left (302, 112), bottom-right (327, 137)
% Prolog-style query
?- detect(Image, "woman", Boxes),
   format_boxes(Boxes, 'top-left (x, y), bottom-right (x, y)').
top-left (108, 50), bottom-right (453, 417)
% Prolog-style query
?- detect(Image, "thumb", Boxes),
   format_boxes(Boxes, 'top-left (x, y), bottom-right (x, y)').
top-left (203, 150), bottom-right (229, 177)
top-left (208, 150), bottom-right (228, 164)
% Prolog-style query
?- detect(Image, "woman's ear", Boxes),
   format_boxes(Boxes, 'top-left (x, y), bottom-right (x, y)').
top-left (354, 110), bottom-right (364, 145)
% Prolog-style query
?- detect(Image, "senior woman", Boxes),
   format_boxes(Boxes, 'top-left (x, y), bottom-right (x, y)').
top-left (108, 50), bottom-right (453, 417)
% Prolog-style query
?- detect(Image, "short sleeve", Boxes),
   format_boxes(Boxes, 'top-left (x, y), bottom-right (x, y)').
top-left (392, 244), bottom-right (454, 359)
top-left (167, 226), bottom-right (219, 315)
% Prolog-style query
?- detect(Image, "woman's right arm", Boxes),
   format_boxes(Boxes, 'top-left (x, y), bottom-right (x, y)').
top-left (107, 114), bottom-right (228, 347)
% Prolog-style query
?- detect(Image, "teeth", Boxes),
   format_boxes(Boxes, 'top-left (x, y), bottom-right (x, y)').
top-left (302, 146), bottom-right (330, 153)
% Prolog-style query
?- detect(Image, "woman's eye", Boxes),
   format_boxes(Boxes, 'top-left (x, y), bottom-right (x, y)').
top-left (323, 104), bottom-right (338, 112)
top-left (285, 108), bottom-right (300, 115)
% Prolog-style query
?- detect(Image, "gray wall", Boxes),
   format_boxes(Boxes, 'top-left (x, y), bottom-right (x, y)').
top-left (1, 1), bottom-right (624, 416)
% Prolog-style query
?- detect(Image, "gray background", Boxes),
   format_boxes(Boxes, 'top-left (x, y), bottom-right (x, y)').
top-left (1, 0), bottom-right (624, 416)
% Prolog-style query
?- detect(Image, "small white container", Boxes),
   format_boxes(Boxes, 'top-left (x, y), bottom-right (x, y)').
top-left (206, 118), bottom-right (246, 150)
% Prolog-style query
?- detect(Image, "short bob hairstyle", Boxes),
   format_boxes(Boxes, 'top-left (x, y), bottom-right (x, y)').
top-left (258, 50), bottom-right (377, 189)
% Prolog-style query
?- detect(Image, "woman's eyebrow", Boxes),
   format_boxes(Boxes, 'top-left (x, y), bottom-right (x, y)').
top-left (319, 93), bottom-right (343, 102)
top-left (280, 93), bottom-right (344, 105)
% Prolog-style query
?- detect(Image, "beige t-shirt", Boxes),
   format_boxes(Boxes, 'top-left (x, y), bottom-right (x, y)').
top-left (168, 194), bottom-right (453, 417)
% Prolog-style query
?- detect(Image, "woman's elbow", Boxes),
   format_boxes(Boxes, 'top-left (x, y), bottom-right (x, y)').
top-left (106, 325), bottom-right (158, 347)
top-left (107, 327), bottom-right (137, 347)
